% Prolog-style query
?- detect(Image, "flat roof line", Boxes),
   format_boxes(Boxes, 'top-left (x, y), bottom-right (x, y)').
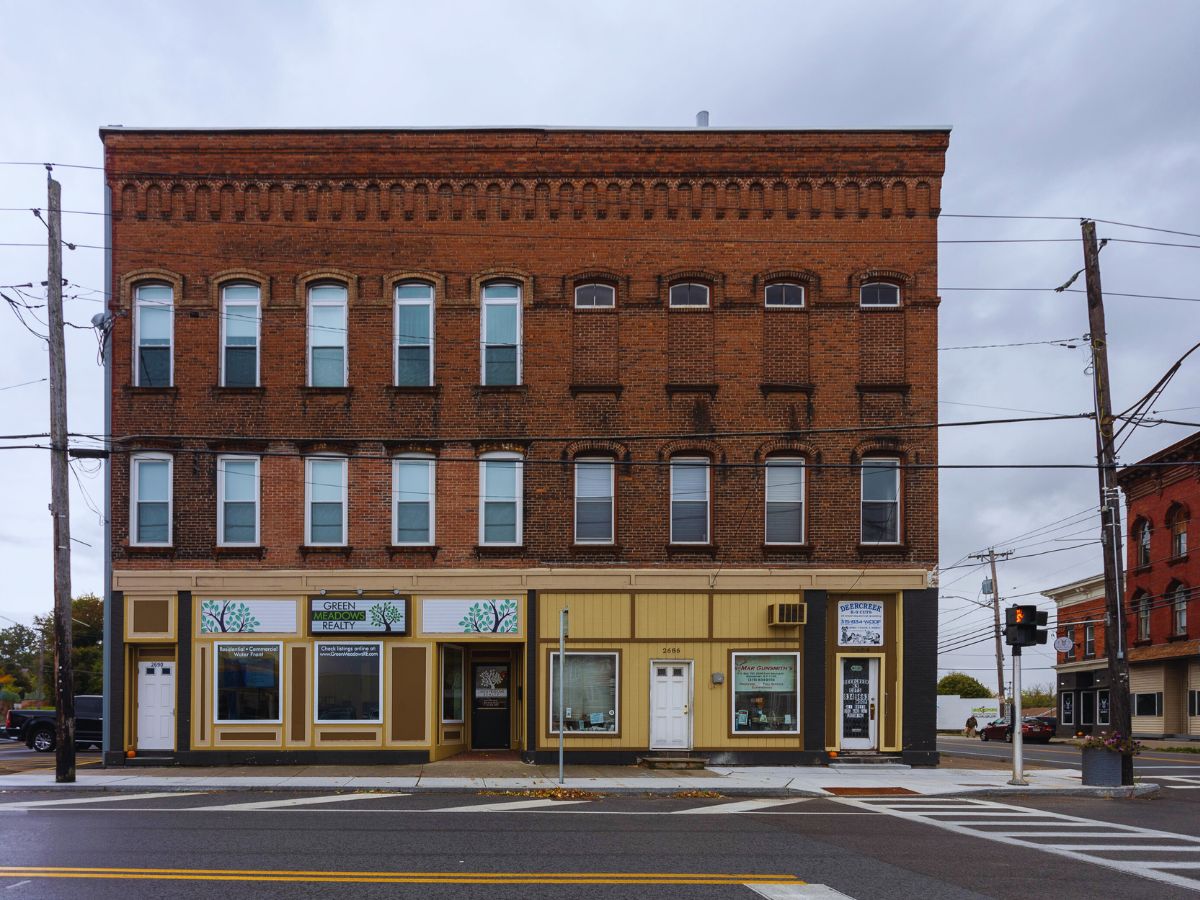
top-left (99, 125), bottom-right (953, 135)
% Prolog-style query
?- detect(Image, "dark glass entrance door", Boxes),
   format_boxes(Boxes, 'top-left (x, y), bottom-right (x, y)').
top-left (471, 662), bottom-right (511, 749)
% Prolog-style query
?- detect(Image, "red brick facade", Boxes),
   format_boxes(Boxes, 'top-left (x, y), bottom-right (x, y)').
top-left (102, 128), bottom-right (948, 572)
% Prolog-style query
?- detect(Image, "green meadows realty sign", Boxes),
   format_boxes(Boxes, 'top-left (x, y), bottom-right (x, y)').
top-left (310, 597), bottom-right (409, 635)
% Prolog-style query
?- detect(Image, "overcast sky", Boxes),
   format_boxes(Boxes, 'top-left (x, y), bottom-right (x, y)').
top-left (1, 1), bottom-right (1197, 691)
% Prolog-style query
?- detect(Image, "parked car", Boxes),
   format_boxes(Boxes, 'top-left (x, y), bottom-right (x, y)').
top-left (979, 716), bottom-right (1054, 744)
top-left (3, 695), bottom-right (103, 752)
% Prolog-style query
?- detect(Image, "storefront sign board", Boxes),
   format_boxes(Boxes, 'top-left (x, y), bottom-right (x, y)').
top-left (837, 600), bottom-right (884, 647)
top-left (309, 597), bottom-right (408, 635)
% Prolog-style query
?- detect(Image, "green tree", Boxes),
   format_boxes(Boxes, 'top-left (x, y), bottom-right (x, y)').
top-left (34, 593), bottom-right (105, 697)
top-left (0, 622), bottom-right (40, 696)
top-left (1021, 683), bottom-right (1056, 708)
top-left (937, 672), bottom-right (993, 698)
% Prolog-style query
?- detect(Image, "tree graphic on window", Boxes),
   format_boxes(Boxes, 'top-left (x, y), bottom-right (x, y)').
top-left (200, 600), bottom-right (260, 633)
top-left (368, 601), bottom-right (405, 632)
top-left (459, 599), bottom-right (518, 633)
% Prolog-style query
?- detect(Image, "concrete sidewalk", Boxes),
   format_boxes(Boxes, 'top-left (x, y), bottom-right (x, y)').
top-left (0, 763), bottom-right (1155, 798)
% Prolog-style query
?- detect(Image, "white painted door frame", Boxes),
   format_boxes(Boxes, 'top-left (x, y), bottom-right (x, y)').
top-left (838, 656), bottom-right (880, 751)
top-left (136, 660), bottom-right (175, 751)
top-left (649, 660), bottom-right (693, 751)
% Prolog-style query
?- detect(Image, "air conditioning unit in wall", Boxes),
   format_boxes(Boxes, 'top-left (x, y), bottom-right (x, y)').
top-left (767, 602), bottom-right (806, 627)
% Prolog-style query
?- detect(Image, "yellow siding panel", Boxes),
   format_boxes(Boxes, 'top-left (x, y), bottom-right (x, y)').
top-left (712, 592), bottom-right (802, 638)
top-left (635, 593), bottom-right (709, 639)
top-left (539, 593), bottom-right (631, 640)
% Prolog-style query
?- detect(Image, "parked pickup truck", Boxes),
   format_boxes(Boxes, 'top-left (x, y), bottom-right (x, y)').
top-left (4, 695), bottom-right (103, 752)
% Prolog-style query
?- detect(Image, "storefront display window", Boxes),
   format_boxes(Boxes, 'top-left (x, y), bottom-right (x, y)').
top-left (215, 642), bottom-right (281, 723)
top-left (732, 652), bottom-right (799, 734)
top-left (315, 642), bottom-right (382, 723)
top-left (441, 645), bottom-right (464, 723)
top-left (549, 652), bottom-right (618, 733)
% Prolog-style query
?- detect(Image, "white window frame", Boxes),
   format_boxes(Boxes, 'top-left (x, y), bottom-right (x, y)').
top-left (1137, 597), bottom-right (1151, 641)
top-left (669, 457), bottom-right (711, 545)
top-left (1060, 692), bottom-right (1074, 726)
top-left (1171, 515), bottom-right (1188, 558)
top-left (479, 451), bottom-right (523, 546)
top-left (764, 457), bottom-right (805, 545)
top-left (130, 452), bottom-right (172, 547)
top-left (133, 282), bottom-right (174, 387)
top-left (859, 281), bottom-right (901, 308)
top-left (392, 454), bottom-right (435, 546)
top-left (306, 283), bottom-right (349, 387)
top-left (219, 282), bottom-right (261, 388)
top-left (213, 641), bottom-right (283, 724)
top-left (1173, 585), bottom-right (1188, 634)
top-left (313, 640), bottom-right (384, 725)
top-left (574, 458), bottom-right (615, 545)
top-left (730, 651), bottom-right (801, 735)
top-left (1136, 520), bottom-right (1152, 566)
top-left (548, 651), bottom-right (620, 735)
top-left (216, 454), bottom-right (260, 547)
top-left (574, 282), bottom-right (616, 309)
top-left (860, 457), bottom-right (901, 545)
top-left (669, 282), bottom-right (710, 308)
top-left (1084, 623), bottom-right (1096, 657)
top-left (304, 456), bottom-right (348, 547)
top-left (394, 282), bottom-right (434, 387)
top-left (481, 282), bottom-right (522, 386)
top-left (764, 282), bottom-right (806, 308)
top-left (440, 644), bottom-right (465, 724)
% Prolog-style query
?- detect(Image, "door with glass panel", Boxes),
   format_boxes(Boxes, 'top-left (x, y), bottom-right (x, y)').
top-left (649, 661), bottom-right (692, 750)
top-left (839, 657), bottom-right (879, 750)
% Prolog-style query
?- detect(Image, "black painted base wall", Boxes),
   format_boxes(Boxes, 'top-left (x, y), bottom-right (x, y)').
top-left (105, 750), bottom-right (431, 767)
top-left (528, 750), bottom-right (830, 767)
top-left (902, 587), bottom-right (940, 765)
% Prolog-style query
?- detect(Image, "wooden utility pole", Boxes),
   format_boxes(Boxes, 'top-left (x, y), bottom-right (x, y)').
top-left (1081, 218), bottom-right (1133, 785)
top-left (47, 170), bottom-right (75, 783)
top-left (970, 548), bottom-right (1013, 718)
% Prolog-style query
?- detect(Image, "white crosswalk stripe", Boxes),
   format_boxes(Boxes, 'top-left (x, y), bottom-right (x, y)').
top-left (1141, 775), bottom-right (1200, 790)
top-left (427, 798), bottom-right (590, 812)
top-left (0, 791), bottom-right (205, 809)
top-left (837, 796), bottom-right (1200, 892)
top-left (201, 792), bottom-right (407, 811)
top-left (672, 798), bottom-right (808, 815)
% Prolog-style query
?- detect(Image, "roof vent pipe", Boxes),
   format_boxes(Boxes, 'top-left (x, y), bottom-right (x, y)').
top-left (696, 110), bottom-right (709, 127)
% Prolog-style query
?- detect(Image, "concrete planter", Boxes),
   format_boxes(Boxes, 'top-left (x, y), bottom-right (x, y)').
top-left (1081, 747), bottom-right (1123, 786)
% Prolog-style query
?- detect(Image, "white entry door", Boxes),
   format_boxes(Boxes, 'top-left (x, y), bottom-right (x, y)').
top-left (650, 661), bottom-right (692, 750)
top-left (840, 657), bottom-right (879, 750)
top-left (137, 661), bottom-right (175, 750)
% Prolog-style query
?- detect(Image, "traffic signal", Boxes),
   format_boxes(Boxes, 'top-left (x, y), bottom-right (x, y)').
top-left (1004, 605), bottom-right (1049, 647)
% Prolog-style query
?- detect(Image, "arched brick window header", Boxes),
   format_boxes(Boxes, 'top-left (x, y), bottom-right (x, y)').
top-left (295, 269), bottom-right (358, 307)
top-left (119, 267), bottom-right (183, 309)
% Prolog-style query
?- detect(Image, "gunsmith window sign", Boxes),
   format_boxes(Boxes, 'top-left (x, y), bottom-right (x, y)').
top-left (838, 600), bottom-right (884, 647)
top-left (309, 597), bottom-right (408, 635)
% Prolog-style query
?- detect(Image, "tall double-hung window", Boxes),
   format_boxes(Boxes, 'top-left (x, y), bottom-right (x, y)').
top-left (482, 282), bottom-right (521, 385)
top-left (306, 457), bottom-right (347, 545)
top-left (134, 283), bottom-right (173, 387)
top-left (574, 458), bottom-right (615, 544)
top-left (308, 284), bottom-right (348, 387)
top-left (130, 453), bottom-right (171, 545)
top-left (393, 455), bottom-right (435, 545)
top-left (395, 282), bottom-right (434, 386)
top-left (220, 283), bottom-right (260, 387)
top-left (670, 458), bottom-right (710, 544)
top-left (217, 456), bottom-right (259, 546)
top-left (860, 458), bottom-right (900, 544)
top-left (480, 452), bottom-right (522, 545)
top-left (764, 458), bottom-right (804, 544)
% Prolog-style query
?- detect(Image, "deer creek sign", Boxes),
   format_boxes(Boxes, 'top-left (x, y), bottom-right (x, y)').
top-left (309, 597), bottom-right (409, 635)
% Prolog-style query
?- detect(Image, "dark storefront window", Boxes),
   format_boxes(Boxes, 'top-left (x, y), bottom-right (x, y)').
top-left (1081, 691), bottom-right (1095, 725)
top-left (1134, 692), bottom-right (1163, 717)
top-left (441, 645), bottom-right (464, 723)
top-left (315, 642), bottom-right (382, 723)
top-left (216, 643), bottom-right (281, 723)
top-left (1060, 692), bottom-right (1074, 725)
top-left (1097, 689), bottom-right (1110, 725)
top-left (549, 653), bottom-right (618, 733)
top-left (732, 653), bottom-right (800, 733)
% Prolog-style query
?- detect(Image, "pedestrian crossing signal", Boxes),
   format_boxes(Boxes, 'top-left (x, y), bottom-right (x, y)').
top-left (1004, 605), bottom-right (1048, 647)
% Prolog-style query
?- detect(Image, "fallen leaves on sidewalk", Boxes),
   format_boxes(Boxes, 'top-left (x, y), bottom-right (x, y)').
top-left (478, 788), bottom-right (602, 801)
top-left (669, 790), bottom-right (723, 799)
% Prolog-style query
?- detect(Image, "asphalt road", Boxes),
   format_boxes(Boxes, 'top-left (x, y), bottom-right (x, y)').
top-left (0, 742), bottom-right (102, 775)
top-left (2, 789), bottom-right (1200, 899)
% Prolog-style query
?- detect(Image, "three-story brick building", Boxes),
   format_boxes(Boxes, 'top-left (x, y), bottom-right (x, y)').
top-left (101, 126), bottom-right (948, 766)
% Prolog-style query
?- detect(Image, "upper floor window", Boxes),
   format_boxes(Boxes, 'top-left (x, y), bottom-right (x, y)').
top-left (134, 283), bottom-right (173, 387)
top-left (305, 457), bottom-right (347, 546)
top-left (479, 452), bottom-right (522, 545)
top-left (574, 458), bottom-right (615, 544)
top-left (764, 457), bottom-right (805, 544)
top-left (1084, 623), bottom-right (1096, 657)
top-left (1062, 626), bottom-right (1076, 661)
top-left (307, 284), bottom-right (348, 387)
top-left (217, 455), bottom-right (259, 546)
top-left (860, 457), bottom-right (900, 544)
top-left (395, 282), bottom-right (434, 386)
top-left (575, 283), bottom-right (615, 309)
top-left (1136, 594), bottom-right (1150, 641)
top-left (131, 453), bottom-right (171, 545)
top-left (669, 282), bottom-right (710, 308)
top-left (1171, 583), bottom-right (1189, 635)
top-left (1167, 505), bottom-right (1189, 559)
top-left (220, 283), bottom-right (260, 388)
top-left (482, 282), bottom-right (521, 385)
top-left (860, 282), bottom-right (900, 308)
top-left (393, 455), bottom-right (435, 545)
top-left (764, 283), bottom-right (805, 308)
top-left (1134, 519), bottom-right (1152, 567)
top-left (670, 457), bottom-right (710, 544)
